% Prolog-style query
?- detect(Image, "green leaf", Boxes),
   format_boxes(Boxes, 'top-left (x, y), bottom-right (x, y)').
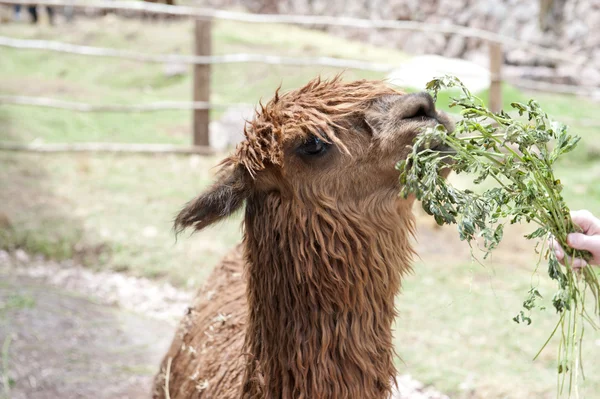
top-left (525, 227), bottom-right (547, 240)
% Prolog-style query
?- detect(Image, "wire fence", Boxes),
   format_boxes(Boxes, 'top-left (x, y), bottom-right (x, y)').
top-left (0, 0), bottom-right (598, 153)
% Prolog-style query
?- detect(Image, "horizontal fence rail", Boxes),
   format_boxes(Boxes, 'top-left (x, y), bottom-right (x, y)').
top-left (0, 36), bottom-right (396, 71)
top-left (0, 142), bottom-right (215, 154)
top-left (0, 95), bottom-right (252, 112)
top-left (509, 78), bottom-right (600, 97)
top-left (3, 37), bottom-right (595, 98)
top-left (0, 0), bottom-right (586, 66)
top-left (3, 95), bottom-right (600, 128)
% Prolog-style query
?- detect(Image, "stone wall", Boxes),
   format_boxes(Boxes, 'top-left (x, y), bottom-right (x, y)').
top-left (196, 0), bottom-right (600, 87)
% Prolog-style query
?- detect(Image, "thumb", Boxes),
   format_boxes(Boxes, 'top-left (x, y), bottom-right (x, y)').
top-left (567, 233), bottom-right (600, 254)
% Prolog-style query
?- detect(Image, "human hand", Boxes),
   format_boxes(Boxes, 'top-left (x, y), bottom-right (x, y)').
top-left (549, 210), bottom-right (600, 268)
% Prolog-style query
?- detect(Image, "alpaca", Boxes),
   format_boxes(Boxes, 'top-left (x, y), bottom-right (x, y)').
top-left (153, 77), bottom-right (454, 399)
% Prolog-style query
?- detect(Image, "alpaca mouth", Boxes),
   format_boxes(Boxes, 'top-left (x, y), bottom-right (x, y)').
top-left (415, 138), bottom-right (453, 154)
top-left (430, 142), bottom-right (455, 154)
top-left (428, 142), bottom-right (456, 167)
top-left (425, 112), bottom-right (456, 158)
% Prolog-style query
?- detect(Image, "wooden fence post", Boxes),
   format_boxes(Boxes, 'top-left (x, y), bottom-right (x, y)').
top-left (489, 42), bottom-right (503, 113)
top-left (193, 18), bottom-right (211, 147)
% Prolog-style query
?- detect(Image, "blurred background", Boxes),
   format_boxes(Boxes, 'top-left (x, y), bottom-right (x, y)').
top-left (0, 1), bottom-right (599, 398)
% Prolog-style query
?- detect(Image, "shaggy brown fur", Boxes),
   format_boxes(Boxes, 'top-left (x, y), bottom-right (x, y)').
top-left (153, 77), bottom-right (453, 399)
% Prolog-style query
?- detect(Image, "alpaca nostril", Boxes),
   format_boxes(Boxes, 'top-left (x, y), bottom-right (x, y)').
top-left (398, 92), bottom-right (437, 121)
top-left (398, 92), bottom-right (455, 133)
top-left (411, 105), bottom-right (429, 119)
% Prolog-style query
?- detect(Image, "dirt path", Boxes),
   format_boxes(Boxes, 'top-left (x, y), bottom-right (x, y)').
top-left (0, 250), bottom-right (449, 399)
top-left (0, 278), bottom-right (175, 399)
top-left (0, 252), bottom-right (190, 399)
top-left (1, 275), bottom-right (173, 399)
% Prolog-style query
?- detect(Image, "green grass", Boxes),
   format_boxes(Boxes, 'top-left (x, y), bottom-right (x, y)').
top-left (0, 151), bottom-right (242, 286)
top-left (0, 17), bottom-right (403, 285)
top-left (397, 251), bottom-right (600, 398)
top-left (1, 16), bottom-right (600, 398)
top-left (0, 18), bottom-right (398, 144)
top-left (0, 294), bottom-right (35, 313)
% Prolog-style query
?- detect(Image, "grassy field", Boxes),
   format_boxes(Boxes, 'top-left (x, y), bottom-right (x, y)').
top-left (0, 17), bottom-right (403, 284)
top-left (1, 15), bottom-right (600, 398)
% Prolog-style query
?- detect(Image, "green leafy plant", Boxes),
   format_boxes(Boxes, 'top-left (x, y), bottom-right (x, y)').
top-left (398, 76), bottom-right (600, 397)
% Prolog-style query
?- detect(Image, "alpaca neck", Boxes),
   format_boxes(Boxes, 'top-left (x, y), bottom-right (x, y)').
top-left (240, 193), bottom-right (415, 399)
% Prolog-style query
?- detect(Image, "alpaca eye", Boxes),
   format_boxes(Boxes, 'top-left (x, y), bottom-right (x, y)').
top-left (300, 136), bottom-right (328, 156)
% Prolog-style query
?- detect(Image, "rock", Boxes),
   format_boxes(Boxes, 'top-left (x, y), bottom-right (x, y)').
top-left (142, 226), bottom-right (158, 238)
top-left (0, 250), bottom-right (9, 264)
top-left (505, 65), bottom-right (577, 85)
top-left (505, 48), bottom-right (539, 67)
top-left (591, 53), bottom-right (600, 70)
top-left (512, 1), bottom-right (538, 22)
top-left (403, 32), bottom-right (429, 55)
top-left (481, 2), bottom-right (508, 29)
top-left (519, 22), bottom-right (545, 45)
top-left (439, 0), bottom-right (468, 14)
top-left (463, 50), bottom-right (489, 69)
top-left (163, 62), bottom-right (187, 78)
top-left (465, 14), bottom-right (488, 31)
top-left (392, 374), bottom-right (449, 399)
top-left (425, 33), bottom-right (446, 54)
top-left (189, 154), bottom-right (202, 169)
top-left (512, 65), bottom-right (556, 80)
top-left (389, 0), bottom-right (419, 20)
top-left (209, 106), bottom-right (255, 151)
top-left (498, 16), bottom-right (519, 39)
top-left (454, 10), bottom-right (473, 26)
top-left (387, 55), bottom-right (491, 93)
top-left (444, 35), bottom-right (466, 58)
top-left (0, 212), bottom-right (11, 229)
top-left (580, 66), bottom-right (600, 87)
top-left (565, 21), bottom-right (588, 43)
top-left (14, 249), bottom-right (30, 263)
top-left (556, 63), bottom-right (584, 86)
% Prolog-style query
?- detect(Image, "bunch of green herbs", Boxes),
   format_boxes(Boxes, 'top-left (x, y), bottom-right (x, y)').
top-left (398, 76), bottom-right (600, 397)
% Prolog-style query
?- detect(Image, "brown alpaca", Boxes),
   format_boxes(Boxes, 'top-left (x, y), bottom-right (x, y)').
top-left (152, 77), bottom-right (454, 399)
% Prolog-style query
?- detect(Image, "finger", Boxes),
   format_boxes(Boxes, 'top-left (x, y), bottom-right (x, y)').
top-left (571, 257), bottom-right (587, 269)
top-left (570, 210), bottom-right (598, 234)
top-left (567, 233), bottom-right (600, 253)
top-left (561, 254), bottom-right (587, 269)
top-left (548, 237), bottom-right (565, 260)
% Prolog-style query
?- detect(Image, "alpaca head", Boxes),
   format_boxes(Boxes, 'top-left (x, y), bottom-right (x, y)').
top-left (175, 77), bottom-right (453, 231)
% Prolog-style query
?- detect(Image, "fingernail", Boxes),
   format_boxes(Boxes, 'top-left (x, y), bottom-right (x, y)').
top-left (554, 250), bottom-right (562, 259)
top-left (567, 234), bottom-right (577, 246)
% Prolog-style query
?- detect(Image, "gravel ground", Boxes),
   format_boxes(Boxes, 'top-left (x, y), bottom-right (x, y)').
top-left (0, 250), bottom-right (448, 399)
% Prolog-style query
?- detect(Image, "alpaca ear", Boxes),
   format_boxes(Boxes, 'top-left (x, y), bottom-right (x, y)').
top-left (175, 165), bottom-right (249, 233)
